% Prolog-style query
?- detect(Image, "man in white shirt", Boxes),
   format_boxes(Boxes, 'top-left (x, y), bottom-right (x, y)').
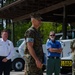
top-left (0, 29), bottom-right (14, 75)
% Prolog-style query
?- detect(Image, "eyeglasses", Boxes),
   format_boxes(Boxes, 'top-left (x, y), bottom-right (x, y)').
top-left (50, 34), bottom-right (55, 36)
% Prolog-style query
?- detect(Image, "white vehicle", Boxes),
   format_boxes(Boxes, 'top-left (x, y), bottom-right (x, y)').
top-left (11, 38), bottom-right (25, 71)
top-left (55, 32), bottom-right (73, 74)
top-left (18, 40), bottom-right (26, 57)
top-left (60, 39), bottom-right (72, 57)
top-left (43, 39), bottom-right (72, 74)
top-left (12, 38), bottom-right (73, 74)
top-left (60, 40), bottom-right (72, 74)
top-left (60, 54), bottom-right (72, 74)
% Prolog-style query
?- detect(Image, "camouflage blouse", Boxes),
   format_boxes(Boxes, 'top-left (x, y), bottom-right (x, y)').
top-left (25, 26), bottom-right (44, 63)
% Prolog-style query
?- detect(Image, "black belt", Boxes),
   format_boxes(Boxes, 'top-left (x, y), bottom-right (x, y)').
top-left (0, 56), bottom-right (11, 61)
top-left (0, 56), bottom-right (7, 58)
top-left (48, 56), bottom-right (60, 59)
top-left (0, 56), bottom-right (7, 60)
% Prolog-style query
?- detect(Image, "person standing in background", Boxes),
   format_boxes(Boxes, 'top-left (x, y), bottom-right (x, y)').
top-left (46, 31), bottom-right (62, 75)
top-left (70, 39), bottom-right (75, 75)
top-left (0, 29), bottom-right (14, 75)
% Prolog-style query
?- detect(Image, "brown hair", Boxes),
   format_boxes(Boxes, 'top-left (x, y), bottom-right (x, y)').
top-left (1, 29), bottom-right (8, 34)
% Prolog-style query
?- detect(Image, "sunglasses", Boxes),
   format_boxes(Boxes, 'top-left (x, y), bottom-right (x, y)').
top-left (50, 34), bottom-right (55, 36)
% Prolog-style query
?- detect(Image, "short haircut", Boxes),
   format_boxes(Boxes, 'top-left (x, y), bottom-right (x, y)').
top-left (1, 29), bottom-right (8, 34)
top-left (30, 13), bottom-right (42, 20)
top-left (50, 31), bottom-right (55, 35)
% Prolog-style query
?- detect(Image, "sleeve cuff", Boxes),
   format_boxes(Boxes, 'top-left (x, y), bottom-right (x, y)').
top-left (6, 57), bottom-right (10, 60)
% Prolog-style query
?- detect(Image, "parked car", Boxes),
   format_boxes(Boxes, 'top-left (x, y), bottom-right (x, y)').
top-left (11, 38), bottom-right (46, 71)
top-left (18, 39), bottom-right (46, 71)
top-left (60, 54), bottom-right (72, 74)
top-left (11, 38), bottom-right (25, 71)
top-left (12, 38), bottom-right (72, 74)
top-left (59, 40), bottom-right (72, 74)
top-left (43, 39), bottom-right (72, 74)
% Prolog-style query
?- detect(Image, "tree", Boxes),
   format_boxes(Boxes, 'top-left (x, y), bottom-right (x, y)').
top-left (6, 21), bottom-right (31, 46)
top-left (40, 22), bottom-right (62, 44)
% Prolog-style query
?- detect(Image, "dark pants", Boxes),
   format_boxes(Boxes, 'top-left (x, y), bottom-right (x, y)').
top-left (47, 57), bottom-right (61, 75)
top-left (0, 56), bottom-right (11, 75)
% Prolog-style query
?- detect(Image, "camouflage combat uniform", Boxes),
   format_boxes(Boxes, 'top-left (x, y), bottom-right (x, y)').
top-left (70, 39), bottom-right (75, 61)
top-left (24, 26), bottom-right (44, 75)
top-left (70, 40), bottom-right (75, 52)
top-left (70, 39), bottom-right (75, 75)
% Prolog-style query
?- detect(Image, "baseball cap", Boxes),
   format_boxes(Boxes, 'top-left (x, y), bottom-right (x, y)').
top-left (30, 13), bottom-right (42, 20)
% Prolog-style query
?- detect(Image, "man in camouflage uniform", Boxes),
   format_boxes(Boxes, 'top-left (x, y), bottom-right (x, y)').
top-left (24, 13), bottom-right (44, 75)
top-left (70, 39), bottom-right (75, 61)
top-left (70, 39), bottom-right (75, 75)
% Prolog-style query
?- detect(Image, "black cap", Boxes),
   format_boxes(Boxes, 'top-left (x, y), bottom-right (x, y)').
top-left (30, 13), bottom-right (42, 20)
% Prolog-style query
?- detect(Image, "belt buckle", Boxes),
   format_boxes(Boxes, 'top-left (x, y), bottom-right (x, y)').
top-left (54, 57), bottom-right (56, 59)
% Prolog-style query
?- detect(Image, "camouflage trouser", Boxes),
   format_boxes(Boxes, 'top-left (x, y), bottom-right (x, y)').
top-left (24, 64), bottom-right (43, 75)
top-left (24, 54), bottom-right (43, 75)
top-left (72, 54), bottom-right (75, 75)
top-left (72, 61), bottom-right (75, 75)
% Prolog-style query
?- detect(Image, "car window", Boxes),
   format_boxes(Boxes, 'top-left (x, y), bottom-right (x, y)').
top-left (16, 39), bottom-right (24, 47)
top-left (55, 35), bottom-right (62, 40)
top-left (56, 30), bottom-right (75, 40)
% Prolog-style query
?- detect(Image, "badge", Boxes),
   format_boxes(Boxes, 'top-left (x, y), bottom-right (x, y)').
top-left (8, 43), bottom-right (10, 46)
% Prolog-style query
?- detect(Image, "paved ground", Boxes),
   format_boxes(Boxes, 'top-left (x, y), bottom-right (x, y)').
top-left (10, 71), bottom-right (24, 75)
top-left (2, 71), bottom-right (72, 75)
top-left (2, 71), bottom-right (24, 75)
top-left (2, 72), bottom-right (50, 75)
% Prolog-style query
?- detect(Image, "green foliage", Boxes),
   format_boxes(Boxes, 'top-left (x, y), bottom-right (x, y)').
top-left (6, 21), bottom-right (31, 46)
top-left (6, 21), bottom-right (63, 45)
top-left (56, 23), bottom-right (62, 33)
top-left (3, 0), bottom-right (17, 6)
top-left (6, 21), bottom-right (72, 45)
top-left (40, 22), bottom-right (62, 44)
top-left (14, 21), bottom-right (31, 41)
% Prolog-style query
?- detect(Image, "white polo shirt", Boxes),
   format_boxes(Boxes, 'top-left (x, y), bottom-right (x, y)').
top-left (0, 38), bottom-right (14, 60)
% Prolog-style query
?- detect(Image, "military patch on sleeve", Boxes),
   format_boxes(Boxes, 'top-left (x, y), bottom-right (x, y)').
top-left (26, 38), bottom-right (34, 42)
top-left (70, 40), bottom-right (75, 49)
